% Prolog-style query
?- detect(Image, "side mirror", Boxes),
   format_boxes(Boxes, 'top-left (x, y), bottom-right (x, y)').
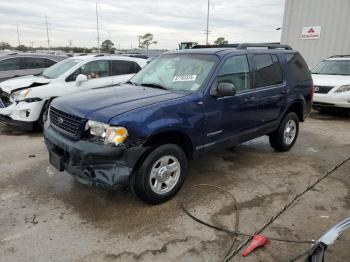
top-left (75, 74), bottom-right (88, 86)
top-left (217, 82), bottom-right (237, 97)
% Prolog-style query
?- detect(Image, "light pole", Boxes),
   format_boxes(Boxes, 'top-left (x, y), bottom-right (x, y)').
top-left (205, 0), bottom-right (210, 45)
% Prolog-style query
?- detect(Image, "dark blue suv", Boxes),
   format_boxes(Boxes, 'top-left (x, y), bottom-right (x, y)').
top-left (44, 44), bottom-right (313, 204)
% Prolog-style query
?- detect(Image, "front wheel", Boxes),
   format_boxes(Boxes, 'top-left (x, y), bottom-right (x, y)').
top-left (269, 112), bottom-right (299, 152)
top-left (131, 144), bottom-right (188, 204)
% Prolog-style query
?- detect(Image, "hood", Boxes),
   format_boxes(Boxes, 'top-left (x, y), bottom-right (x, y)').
top-left (312, 74), bottom-right (350, 87)
top-left (52, 84), bottom-right (189, 123)
top-left (0, 75), bottom-right (51, 94)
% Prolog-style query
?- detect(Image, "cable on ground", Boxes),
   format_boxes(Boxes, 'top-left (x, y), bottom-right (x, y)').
top-left (180, 155), bottom-right (350, 261)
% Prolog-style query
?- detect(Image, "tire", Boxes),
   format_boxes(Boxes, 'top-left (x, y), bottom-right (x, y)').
top-left (35, 102), bottom-right (49, 131)
top-left (269, 112), bottom-right (299, 152)
top-left (131, 144), bottom-right (188, 204)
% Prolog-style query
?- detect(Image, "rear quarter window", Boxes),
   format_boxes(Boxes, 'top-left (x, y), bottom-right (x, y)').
top-left (285, 53), bottom-right (311, 81)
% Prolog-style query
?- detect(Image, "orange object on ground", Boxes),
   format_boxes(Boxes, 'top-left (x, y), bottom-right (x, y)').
top-left (242, 234), bottom-right (270, 257)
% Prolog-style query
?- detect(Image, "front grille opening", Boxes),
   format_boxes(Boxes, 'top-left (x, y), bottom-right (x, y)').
top-left (50, 107), bottom-right (83, 137)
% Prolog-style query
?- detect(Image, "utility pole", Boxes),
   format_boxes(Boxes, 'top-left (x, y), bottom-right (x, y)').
top-left (96, 2), bottom-right (100, 52)
top-left (16, 24), bottom-right (21, 46)
top-left (205, 0), bottom-right (210, 45)
top-left (45, 16), bottom-right (51, 52)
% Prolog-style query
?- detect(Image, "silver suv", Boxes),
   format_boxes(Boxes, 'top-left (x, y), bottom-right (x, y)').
top-left (0, 53), bottom-right (67, 82)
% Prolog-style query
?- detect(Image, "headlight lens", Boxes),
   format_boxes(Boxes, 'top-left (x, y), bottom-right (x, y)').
top-left (85, 120), bottom-right (128, 146)
top-left (335, 85), bottom-right (350, 93)
top-left (11, 89), bottom-right (30, 101)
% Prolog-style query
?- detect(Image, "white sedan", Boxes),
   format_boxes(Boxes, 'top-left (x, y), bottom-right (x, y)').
top-left (0, 55), bottom-right (147, 130)
top-left (312, 56), bottom-right (350, 111)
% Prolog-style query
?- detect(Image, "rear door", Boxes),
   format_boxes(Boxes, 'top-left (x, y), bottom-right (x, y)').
top-left (252, 53), bottom-right (287, 127)
top-left (203, 54), bottom-right (258, 147)
top-left (110, 60), bottom-right (142, 84)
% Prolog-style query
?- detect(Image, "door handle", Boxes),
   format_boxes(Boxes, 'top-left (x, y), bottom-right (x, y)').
top-left (244, 97), bottom-right (256, 102)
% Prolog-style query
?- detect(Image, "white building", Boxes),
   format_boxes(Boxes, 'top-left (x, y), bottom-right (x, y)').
top-left (281, 0), bottom-right (350, 67)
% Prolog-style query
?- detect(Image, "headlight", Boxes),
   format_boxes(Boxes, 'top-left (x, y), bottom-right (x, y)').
top-left (335, 85), bottom-right (350, 93)
top-left (11, 89), bottom-right (30, 101)
top-left (85, 120), bottom-right (128, 146)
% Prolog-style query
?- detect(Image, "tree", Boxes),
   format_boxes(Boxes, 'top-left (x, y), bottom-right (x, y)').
top-left (214, 37), bottom-right (228, 45)
top-left (0, 42), bottom-right (12, 50)
top-left (139, 33), bottom-right (157, 50)
top-left (101, 39), bottom-right (114, 53)
top-left (16, 45), bottom-right (29, 52)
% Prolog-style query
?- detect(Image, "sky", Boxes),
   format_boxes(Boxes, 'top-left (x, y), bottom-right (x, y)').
top-left (0, 0), bottom-right (286, 50)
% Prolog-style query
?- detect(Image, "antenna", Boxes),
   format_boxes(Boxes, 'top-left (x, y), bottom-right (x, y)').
top-left (45, 16), bottom-right (51, 52)
top-left (16, 24), bottom-right (21, 46)
top-left (96, 2), bottom-right (100, 52)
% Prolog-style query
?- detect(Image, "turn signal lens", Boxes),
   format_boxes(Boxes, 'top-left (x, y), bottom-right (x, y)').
top-left (105, 127), bottom-right (128, 145)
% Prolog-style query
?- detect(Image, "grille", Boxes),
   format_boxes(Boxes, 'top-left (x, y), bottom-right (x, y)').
top-left (0, 89), bottom-right (12, 108)
top-left (314, 85), bottom-right (333, 94)
top-left (50, 107), bottom-right (83, 136)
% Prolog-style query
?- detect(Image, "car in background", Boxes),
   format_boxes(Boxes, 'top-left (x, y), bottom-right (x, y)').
top-left (312, 55), bottom-right (350, 111)
top-left (0, 55), bottom-right (147, 130)
top-left (0, 53), bottom-right (67, 82)
top-left (43, 44), bottom-right (313, 204)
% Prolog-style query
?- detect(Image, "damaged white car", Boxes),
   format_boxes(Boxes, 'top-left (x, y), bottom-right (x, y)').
top-left (0, 55), bottom-right (147, 130)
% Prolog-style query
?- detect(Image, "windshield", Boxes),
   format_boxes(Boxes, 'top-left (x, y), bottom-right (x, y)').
top-left (312, 60), bottom-right (350, 75)
top-left (131, 54), bottom-right (218, 92)
top-left (42, 58), bottom-right (82, 79)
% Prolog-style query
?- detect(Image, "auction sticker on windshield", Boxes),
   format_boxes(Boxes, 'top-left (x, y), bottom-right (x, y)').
top-left (173, 75), bottom-right (197, 82)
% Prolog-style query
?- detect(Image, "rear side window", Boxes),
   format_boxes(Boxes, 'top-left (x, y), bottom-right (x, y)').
top-left (218, 55), bottom-right (251, 92)
top-left (21, 57), bottom-right (56, 69)
top-left (0, 58), bottom-right (21, 71)
top-left (254, 54), bottom-right (283, 88)
top-left (111, 60), bottom-right (141, 76)
top-left (285, 53), bottom-right (311, 81)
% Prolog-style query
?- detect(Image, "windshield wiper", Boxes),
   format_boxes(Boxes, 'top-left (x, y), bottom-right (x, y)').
top-left (126, 80), bottom-right (137, 85)
top-left (140, 83), bottom-right (168, 90)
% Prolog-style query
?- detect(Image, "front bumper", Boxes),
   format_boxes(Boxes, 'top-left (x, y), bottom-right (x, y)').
top-left (44, 123), bottom-right (149, 188)
top-left (313, 93), bottom-right (350, 110)
top-left (0, 114), bottom-right (34, 130)
top-left (0, 100), bottom-right (44, 126)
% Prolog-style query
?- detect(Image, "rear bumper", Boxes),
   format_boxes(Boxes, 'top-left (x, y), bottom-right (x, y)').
top-left (44, 123), bottom-right (149, 187)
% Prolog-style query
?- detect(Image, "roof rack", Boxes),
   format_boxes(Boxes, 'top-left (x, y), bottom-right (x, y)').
top-left (236, 43), bottom-right (293, 50)
top-left (94, 54), bottom-right (106, 57)
top-left (329, 55), bottom-right (350, 58)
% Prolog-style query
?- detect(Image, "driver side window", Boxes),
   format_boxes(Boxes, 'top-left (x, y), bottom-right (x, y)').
top-left (218, 55), bottom-right (251, 92)
top-left (67, 60), bottom-right (110, 82)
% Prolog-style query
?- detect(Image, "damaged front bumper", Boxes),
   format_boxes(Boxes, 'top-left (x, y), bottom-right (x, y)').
top-left (0, 100), bottom-right (44, 130)
top-left (44, 124), bottom-right (149, 188)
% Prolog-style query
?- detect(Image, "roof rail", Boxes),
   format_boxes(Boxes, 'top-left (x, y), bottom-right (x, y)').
top-left (329, 55), bottom-right (350, 58)
top-left (94, 54), bottom-right (106, 57)
top-left (192, 44), bottom-right (239, 49)
top-left (236, 43), bottom-right (293, 50)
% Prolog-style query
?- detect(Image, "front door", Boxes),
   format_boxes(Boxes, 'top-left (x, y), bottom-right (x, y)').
top-left (203, 55), bottom-right (258, 148)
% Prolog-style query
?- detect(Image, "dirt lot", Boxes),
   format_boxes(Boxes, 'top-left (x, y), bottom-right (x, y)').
top-left (0, 111), bottom-right (349, 262)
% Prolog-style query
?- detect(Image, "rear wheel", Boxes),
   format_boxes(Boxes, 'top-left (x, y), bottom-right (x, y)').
top-left (269, 112), bottom-right (299, 152)
top-left (131, 144), bottom-right (188, 204)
